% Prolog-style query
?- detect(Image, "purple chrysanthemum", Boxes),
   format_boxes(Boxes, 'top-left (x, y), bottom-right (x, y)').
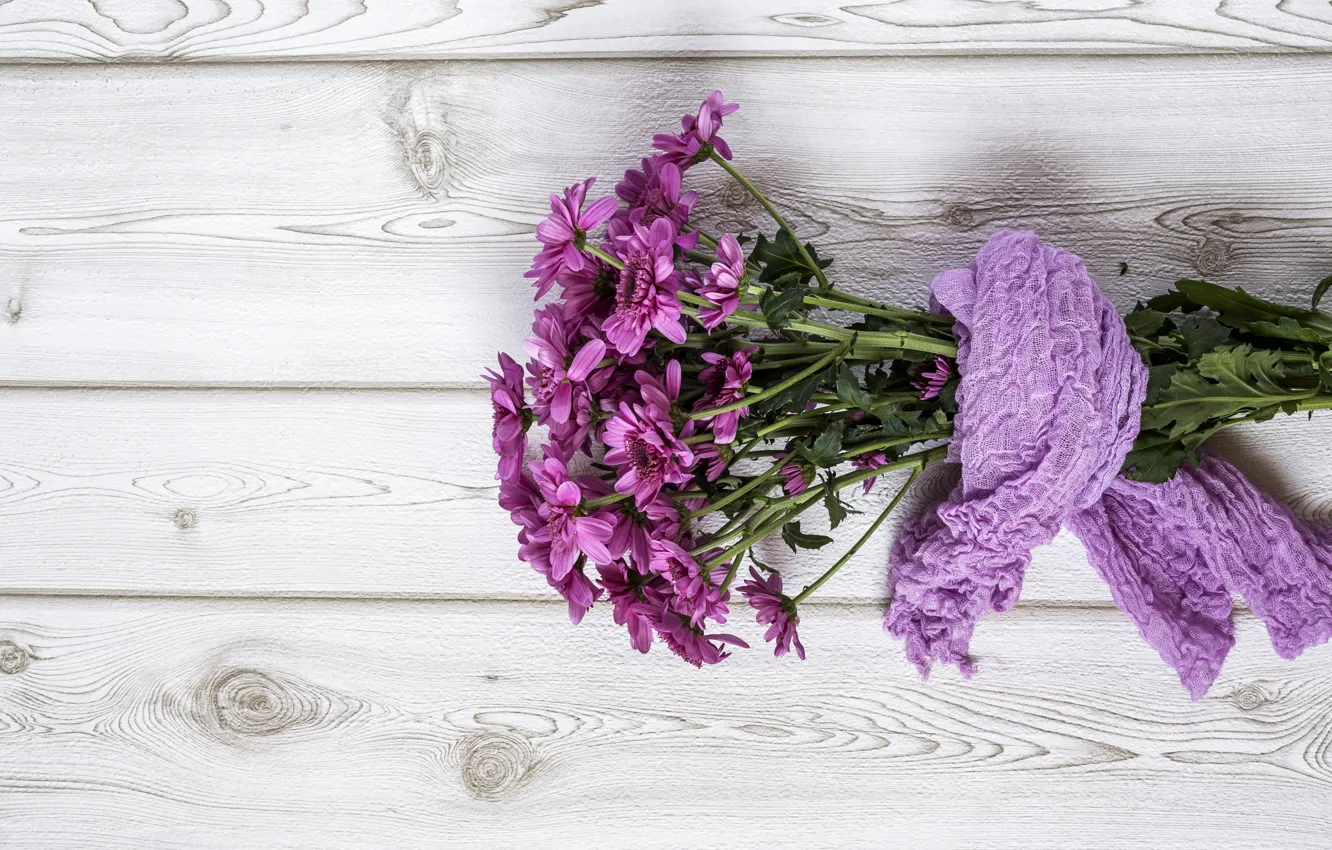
top-left (653, 605), bottom-right (749, 668)
top-left (602, 218), bottom-right (688, 357)
top-left (649, 539), bottom-right (731, 627)
top-left (780, 447), bottom-right (815, 496)
top-left (606, 491), bottom-right (683, 574)
top-left (557, 256), bottom-right (617, 324)
top-left (597, 562), bottom-right (670, 653)
top-left (697, 233), bottom-right (747, 330)
top-left (483, 352), bottom-right (529, 482)
top-left (603, 362), bottom-right (696, 507)
top-left (524, 304), bottom-right (607, 426)
top-left (911, 355), bottom-right (953, 401)
top-left (739, 567), bottom-right (806, 660)
top-left (852, 450), bottom-right (888, 495)
top-left (694, 346), bottom-right (755, 444)
top-left (615, 157), bottom-right (699, 232)
top-left (526, 178), bottom-right (619, 299)
top-left (653, 91), bottom-right (740, 168)
top-left (527, 455), bottom-right (617, 581)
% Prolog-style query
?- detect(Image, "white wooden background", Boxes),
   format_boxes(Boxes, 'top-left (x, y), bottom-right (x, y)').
top-left (3, 3), bottom-right (1332, 848)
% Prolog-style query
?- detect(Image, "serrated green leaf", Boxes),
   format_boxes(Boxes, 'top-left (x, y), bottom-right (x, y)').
top-left (823, 476), bottom-right (860, 530)
top-left (1145, 363), bottom-right (1177, 406)
top-left (750, 228), bottom-right (828, 286)
top-left (782, 521), bottom-right (834, 553)
top-left (1124, 307), bottom-right (1169, 338)
top-left (759, 285), bottom-right (809, 331)
top-left (1140, 345), bottom-right (1301, 438)
top-left (1243, 316), bottom-right (1327, 344)
top-left (835, 364), bottom-right (873, 410)
top-left (1174, 279), bottom-right (1310, 324)
top-left (1176, 312), bottom-right (1232, 361)
top-left (797, 423), bottom-right (843, 468)
top-left (1145, 289), bottom-right (1195, 314)
top-left (1121, 430), bottom-right (1192, 483)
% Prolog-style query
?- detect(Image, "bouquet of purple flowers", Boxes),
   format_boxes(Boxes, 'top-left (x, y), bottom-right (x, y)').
top-left (486, 91), bottom-right (1332, 691)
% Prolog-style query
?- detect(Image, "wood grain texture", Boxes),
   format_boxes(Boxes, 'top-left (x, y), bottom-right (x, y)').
top-left (4, 57), bottom-right (1332, 386)
top-left (0, 598), bottom-right (1330, 849)
top-left (1, 388), bottom-right (1328, 600)
top-left (5, 0), bottom-right (1332, 62)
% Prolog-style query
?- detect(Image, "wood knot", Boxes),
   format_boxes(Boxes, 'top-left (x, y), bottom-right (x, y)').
top-left (945, 205), bottom-right (974, 228)
top-left (211, 670), bottom-right (304, 737)
top-left (1232, 683), bottom-right (1270, 712)
top-left (173, 508), bottom-right (197, 530)
top-left (722, 180), bottom-right (756, 213)
top-left (771, 12), bottom-right (841, 27)
top-left (409, 131), bottom-right (448, 194)
top-left (1194, 238), bottom-right (1230, 275)
top-left (455, 732), bottom-right (534, 801)
top-left (5, 296), bottom-right (20, 324)
top-left (0, 640), bottom-right (30, 675)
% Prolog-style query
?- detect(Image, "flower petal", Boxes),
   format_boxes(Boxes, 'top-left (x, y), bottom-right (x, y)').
top-left (566, 338), bottom-right (606, 382)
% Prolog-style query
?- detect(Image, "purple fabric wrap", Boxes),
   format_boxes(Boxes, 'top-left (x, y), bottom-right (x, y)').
top-left (885, 230), bottom-right (1332, 698)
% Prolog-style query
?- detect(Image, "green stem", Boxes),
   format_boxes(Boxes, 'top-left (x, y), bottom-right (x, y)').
top-left (688, 451), bottom-right (795, 520)
top-left (804, 294), bottom-right (953, 327)
top-left (584, 492), bottom-right (630, 509)
top-left (710, 151), bottom-right (832, 290)
top-left (791, 468), bottom-right (920, 605)
top-left (584, 244), bottom-right (623, 270)
top-left (841, 431), bottom-right (952, 459)
top-left (690, 341), bottom-right (850, 420)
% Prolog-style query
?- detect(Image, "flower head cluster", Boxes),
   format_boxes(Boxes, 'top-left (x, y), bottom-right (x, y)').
top-left (489, 88), bottom-right (960, 667)
top-left (653, 90), bottom-right (740, 168)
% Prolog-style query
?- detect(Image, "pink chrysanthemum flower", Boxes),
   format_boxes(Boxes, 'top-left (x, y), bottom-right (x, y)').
top-left (602, 218), bottom-right (688, 357)
top-left (653, 605), bottom-right (749, 668)
top-left (499, 470), bottom-right (542, 536)
top-left (739, 566), bottom-right (806, 660)
top-left (851, 450), bottom-right (888, 494)
top-left (527, 455), bottom-right (617, 581)
top-left (649, 539), bottom-right (731, 628)
top-left (557, 257), bottom-right (617, 323)
top-left (525, 178), bottom-right (619, 299)
top-left (606, 491), bottom-right (682, 574)
top-left (697, 233), bottom-right (747, 330)
top-left (603, 362), bottom-right (697, 507)
top-left (653, 91), bottom-right (740, 168)
top-left (483, 352), bottom-right (529, 482)
top-left (615, 157), bottom-right (699, 232)
top-left (597, 562), bottom-right (670, 653)
top-left (694, 346), bottom-right (755, 444)
top-left (692, 442), bottom-right (729, 482)
top-left (780, 448), bottom-right (815, 497)
top-left (524, 304), bottom-right (608, 426)
top-left (911, 355), bottom-right (953, 401)
top-left (507, 466), bottom-right (604, 625)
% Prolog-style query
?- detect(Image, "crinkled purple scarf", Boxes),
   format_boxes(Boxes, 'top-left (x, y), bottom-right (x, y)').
top-left (886, 230), bottom-right (1332, 698)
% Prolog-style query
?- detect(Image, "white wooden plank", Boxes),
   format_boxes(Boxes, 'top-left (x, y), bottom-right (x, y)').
top-left (0, 598), bottom-right (1329, 849)
top-left (5, 57), bottom-right (1332, 386)
top-left (1, 388), bottom-right (1328, 600)
top-left (4, 0), bottom-right (1332, 62)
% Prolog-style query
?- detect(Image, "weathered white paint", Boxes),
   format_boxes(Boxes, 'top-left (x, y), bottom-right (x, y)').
top-left (0, 389), bottom-right (1328, 601)
top-left (4, 0), bottom-right (1332, 62)
top-left (2, 21), bottom-right (1332, 849)
top-left (0, 599), bottom-right (1329, 849)
top-left (3, 58), bottom-right (1332, 385)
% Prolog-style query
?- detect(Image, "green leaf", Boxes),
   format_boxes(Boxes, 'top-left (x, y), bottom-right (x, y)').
top-left (1243, 316), bottom-right (1327, 344)
top-left (781, 521), bottom-right (833, 553)
top-left (1121, 430), bottom-right (1192, 483)
top-left (823, 476), bottom-right (860, 530)
top-left (1174, 279), bottom-right (1310, 324)
top-left (1144, 289), bottom-right (1195, 314)
top-left (1319, 351), bottom-right (1332, 392)
top-left (1145, 363), bottom-right (1177, 406)
top-left (750, 228), bottom-right (827, 286)
top-left (797, 423), bottom-right (844, 468)
top-left (759, 285), bottom-right (809, 331)
top-left (1124, 307), bottom-right (1168, 338)
top-left (835, 364), bottom-right (873, 410)
top-left (1314, 275), bottom-right (1332, 311)
top-left (1176, 312), bottom-right (1232, 361)
top-left (1140, 345), bottom-right (1298, 439)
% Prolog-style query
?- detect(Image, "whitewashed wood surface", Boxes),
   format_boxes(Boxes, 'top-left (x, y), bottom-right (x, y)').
top-left (3, 17), bottom-right (1332, 849)
top-left (5, 0), bottom-right (1332, 62)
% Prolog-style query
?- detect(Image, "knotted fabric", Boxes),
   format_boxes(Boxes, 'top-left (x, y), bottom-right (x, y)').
top-left (885, 230), bottom-right (1332, 698)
